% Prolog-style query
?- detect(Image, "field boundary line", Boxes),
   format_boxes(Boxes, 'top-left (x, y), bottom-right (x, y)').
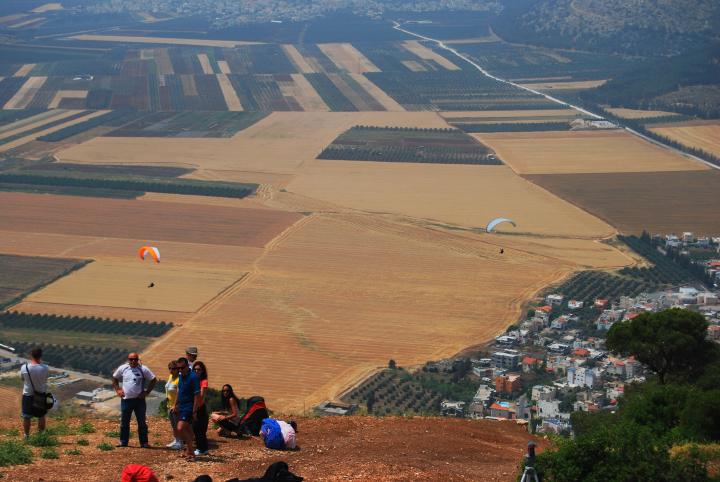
top-left (392, 21), bottom-right (719, 171)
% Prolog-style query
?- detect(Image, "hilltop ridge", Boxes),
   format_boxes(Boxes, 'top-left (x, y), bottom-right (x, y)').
top-left (0, 415), bottom-right (545, 481)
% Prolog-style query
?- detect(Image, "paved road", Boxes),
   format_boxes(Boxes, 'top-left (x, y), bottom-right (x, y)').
top-left (392, 21), bottom-right (719, 171)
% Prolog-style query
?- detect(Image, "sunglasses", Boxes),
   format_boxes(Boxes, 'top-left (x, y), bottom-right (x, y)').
top-left (128, 358), bottom-right (139, 361)
top-left (193, 367), bottom-right (203, 372)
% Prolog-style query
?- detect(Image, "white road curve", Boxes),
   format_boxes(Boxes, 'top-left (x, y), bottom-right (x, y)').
top-left (392, 21), bottom-right (719, 171)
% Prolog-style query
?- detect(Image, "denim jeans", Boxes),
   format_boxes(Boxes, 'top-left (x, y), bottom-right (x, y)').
top-left (192, 404), bottom-right (209, 452)
top-left (120, 398), bottom-right (148, 445)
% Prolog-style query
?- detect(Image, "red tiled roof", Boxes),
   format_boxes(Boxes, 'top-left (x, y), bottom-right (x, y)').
top-left (522, 356), bottom-right (539, 365)
top-left (537, 306), bottom-right (552, 313)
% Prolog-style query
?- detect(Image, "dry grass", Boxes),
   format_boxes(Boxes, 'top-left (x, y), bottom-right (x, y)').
top-left (525, 170), bottom-right (720, 235)
top-left (649, 122), bottom-right (720, 157)
top-left (475, 130), bottom-right (708, 174)
top-left (518, 80), bottom-right (607, 90)
top-left (402, 60), bottom-right (426, 72)
top-left (217, 60), bottom-right (231, 74)
top-left (69, 35), bottom-right (262, 47)
top-left (216, 74), bottom-right (243, 111)
top-left (347, 74), bottom-right (405, 111)
top-left (318, 43), bottom-right (380, 73)
top-left (144, 213), bottom-right (575, 412)
top-left (13, 63), bottom-right (35, 77)
top-left (282, 45), bottom-right (317, 73)
top-left (48, 90), bottom-right (87, 109)
top-left (402, 41), bottom-right (460, 71)
top-left (0, 387), bottom-right (20, 416)
top-left (287, 162), bottom-right (613, 238)
top-left (0, 109), bottom-right (79, 140)
top-left (27, 260), bottom-right (244, 312)
top-left (0, 192), bottom-right (302, 248)
top-left (57, 112), bottom-right (447, 173)
top-left (606, 108), bottom-right (681, 119)
top-left (4, 76), bottom-right (46, 109)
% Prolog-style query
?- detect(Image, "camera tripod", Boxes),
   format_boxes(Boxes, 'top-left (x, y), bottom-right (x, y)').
top-left (519, 464), bottom-right (539, 482)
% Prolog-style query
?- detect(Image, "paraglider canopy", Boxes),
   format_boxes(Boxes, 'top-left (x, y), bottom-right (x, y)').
top-left (486, 217), bottom-right (516, 233)
top-left (138, 246), bottom-right (160, 263)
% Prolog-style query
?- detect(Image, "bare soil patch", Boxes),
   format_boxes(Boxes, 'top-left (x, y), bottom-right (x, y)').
top-left (48, 90), bottom-right (87, 109)
top-left (216, 74), bottom-right (243, 111)
top-left (0, 192), bottom-right (301, 248)
top-left (525, 170), bottom-right (720, 235)
top-left (278, 74), bottom-right (329, 111)
top-left (197, 53), bottom-right (213, 74)
top-left (282, 45), bottom-right (317, 73)
top-left (0, 416), bottom-right (547, 482)
top-left (13, 63), bottom-right (35, 77)
top-left (476, 130), bottom-right (708, 174)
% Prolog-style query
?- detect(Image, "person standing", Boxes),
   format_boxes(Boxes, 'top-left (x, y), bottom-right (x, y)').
top-left (172, 357), bottom-right (201, 460)
top-left (20, 347), bottom-right (49, 440)
top-left (111, 352), bottom-right (156, 448)
top-left (165, 361), bottom-right (182, 449)
top-left (191, 361), bottom-right (210, 456)
top-left (185, 347), bottom-right (198, 368)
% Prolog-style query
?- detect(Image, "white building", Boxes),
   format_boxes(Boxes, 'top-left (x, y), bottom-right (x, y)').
top-left (538, 399), bottom-right (561, 419)
top-left (567, 366), bottom-right (599, 388)
top-left (531, 385), bottom-right (556, 402)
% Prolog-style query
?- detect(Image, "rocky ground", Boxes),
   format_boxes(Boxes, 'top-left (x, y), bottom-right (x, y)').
top-left (0, 415), bottom-right (549, 481)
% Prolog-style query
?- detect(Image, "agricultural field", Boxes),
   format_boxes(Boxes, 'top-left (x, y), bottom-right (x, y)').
top-left (648, 121), bottom-right (720, 158)
top-left (475, 130), bottom-right (708, 174)
top-left (0, 386), bottom-right (20, 416)
top-left (317, 126), bottom-right (498, 165)
top-left (27, 260), bottom-right (244, 312)
top-left (142, 213), bottom-right (582, 413)
top-left (0, 253), bottom-right (87, 308)
top-left (441, 109), bottom-right (582, 124)
top-left (605, 108), bottom-right (682, 119)
top-left (525, 170), bottom-right (720, 235)
top-left (518, 80), bottom-right (607, 90)
top-left (0, 192), bottom-right (301, 247)
top-left (287, 164), bottom-right (614, 238)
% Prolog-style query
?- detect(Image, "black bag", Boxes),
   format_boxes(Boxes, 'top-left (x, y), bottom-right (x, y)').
top-left (24, 363), bottom-right (54, 417)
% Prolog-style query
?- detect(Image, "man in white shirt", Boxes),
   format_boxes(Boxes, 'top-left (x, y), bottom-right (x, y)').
top-left (111, 352), bottom-right (156, 448)
top-left (19, 347), bottom-right (49, 439)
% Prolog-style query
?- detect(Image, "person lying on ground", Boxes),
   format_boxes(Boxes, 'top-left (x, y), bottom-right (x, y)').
top-left (259, 418), bottom-right (298, 450)
top-left (211, 384), bottom-right (241, 437)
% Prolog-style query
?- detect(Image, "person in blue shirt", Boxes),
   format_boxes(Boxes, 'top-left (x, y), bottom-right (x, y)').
top-left (171, 357), bottom-right (200, 460)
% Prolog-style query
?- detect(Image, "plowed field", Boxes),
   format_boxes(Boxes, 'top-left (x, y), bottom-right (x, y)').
top-left (0, 192), bottom-right (301, 247)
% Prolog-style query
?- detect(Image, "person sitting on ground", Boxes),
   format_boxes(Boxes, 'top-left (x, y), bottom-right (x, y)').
top-left (172, 356), bottom-right (201, 460)
top-left (211, 384), bottom-right (242, 437)
top-left (259, 418), bottom-right (297, 450)
top-left (19, 347), bottom-right (49, 440)
top-left (164, 360), bottom-right (182, 449)
top-left (191, 360), bottom-right (210, 456)
top-left (111, 352), bottom-right (156, 448)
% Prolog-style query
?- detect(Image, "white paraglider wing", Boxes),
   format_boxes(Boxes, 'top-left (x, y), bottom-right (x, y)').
top-left (486, 217), bottom-right (516, 233)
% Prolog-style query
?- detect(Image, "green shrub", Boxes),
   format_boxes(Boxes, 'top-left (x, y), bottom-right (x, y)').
top-left (0, 440), bottom-right (33, 466)
top-left (40, 447), bottom-right (59, 459)
top-left (46, 422), bottom-right (73, 436)
top-left (0, 428), bottom-right (19, 437)
top-left (76, 438), bottom-right (89, 446)
top-left (26, 431), bottom-right (59, 447)
top-left (97, 442), bottom-right (114, 451)
top-left (64, 448), bottom-right (82, 456)
top-left (104, 430), bottom-right (121, 438)
top-left (77, 422), bottom-right (95, 434)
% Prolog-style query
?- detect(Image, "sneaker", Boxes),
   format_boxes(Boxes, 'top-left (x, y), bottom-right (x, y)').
top-left (116, 443), bottom-right (128, 448)
top-left (166, 441), bottom-right (182, 450)
top-left (193, 449), bottom-right (209, 456)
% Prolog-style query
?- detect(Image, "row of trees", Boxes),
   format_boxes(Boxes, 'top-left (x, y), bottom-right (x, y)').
top-left (317, 146), bottom-right (500, 165)
top-left (454, 122), bottom-right (570, 133)
top-left (532, 309), bottom-right (720, 480)
top-left (0, 173), bottom-right (257, 199)
top-left (0, 311), bottom-right (172, 337)
top-left (37, 110), bottom-right (136, 142)
top-left (0, 111), bottom-right (91, 147)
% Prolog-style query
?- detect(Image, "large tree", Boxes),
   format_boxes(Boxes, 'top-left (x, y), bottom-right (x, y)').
top-left (606, 308), bottom-right (715, 384)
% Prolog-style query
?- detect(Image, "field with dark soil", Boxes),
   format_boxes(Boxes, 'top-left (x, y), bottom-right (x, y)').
top-left (524, 170), bottom-right (720, 235)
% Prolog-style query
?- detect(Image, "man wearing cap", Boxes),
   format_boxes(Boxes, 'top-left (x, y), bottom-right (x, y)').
top-left (186, 347), bottom-right (198, 368)
top-left (112, 352), bottom-right (156, 448)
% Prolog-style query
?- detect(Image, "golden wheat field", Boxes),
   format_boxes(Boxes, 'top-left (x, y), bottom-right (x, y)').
top-left (475, 130), bottom-right (708, 174)
top-left (143, 213), bottom-right (586, 412)
top-left (27, 260), bottom-right (244, 312)
top-left (0, 387), bottom-right (20, 416)
top-left (649, 122), bottom-right (720, 158)
top-left (606, 108), bottom-right (681, 119)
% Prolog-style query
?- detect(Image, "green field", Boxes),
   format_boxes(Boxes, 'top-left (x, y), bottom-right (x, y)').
top-left (317, 125), bottom-right (500, 165)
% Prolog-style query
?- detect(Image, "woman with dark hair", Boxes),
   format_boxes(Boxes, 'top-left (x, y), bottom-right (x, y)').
top-left (191, 361), bottom-right (209, 456)
top-left (210, 384), bottom-right (241, 437)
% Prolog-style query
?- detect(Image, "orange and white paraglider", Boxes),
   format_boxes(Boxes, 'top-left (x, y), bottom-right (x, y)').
top-left (138, 246), bottom-right (160, 287)
top-left (138, 246), bottom-right (160, 263)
